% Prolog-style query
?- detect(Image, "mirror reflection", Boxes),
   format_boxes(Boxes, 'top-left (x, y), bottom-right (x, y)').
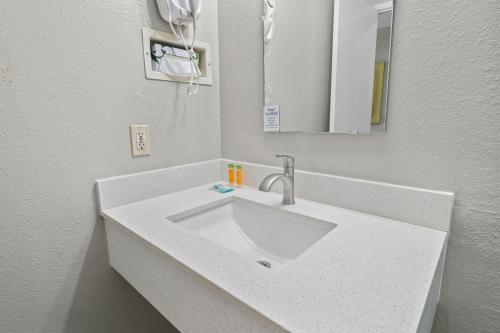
top-left (263, 0), bottom-right (394, 134)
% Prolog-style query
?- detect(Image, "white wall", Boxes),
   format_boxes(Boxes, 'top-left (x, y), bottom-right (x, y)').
top-left (329, 0), bottom-right (378, 134)
top-left (0, 0), bottom-right (220, 332)
top-left (266, 0), bottom-right (333, 132)
top-left (218, 1), bottom-right (500, 332)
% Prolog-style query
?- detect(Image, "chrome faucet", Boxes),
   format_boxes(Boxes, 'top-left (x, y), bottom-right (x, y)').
top-left (259, 155), bottom-right (295, 205)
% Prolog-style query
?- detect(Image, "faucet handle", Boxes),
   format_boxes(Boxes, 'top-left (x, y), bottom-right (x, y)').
top-left (275, 154), bottom-right (294, 175)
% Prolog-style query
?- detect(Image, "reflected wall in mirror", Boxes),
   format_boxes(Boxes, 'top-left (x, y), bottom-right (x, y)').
top-left (263, 0), bottom-right (394, 134)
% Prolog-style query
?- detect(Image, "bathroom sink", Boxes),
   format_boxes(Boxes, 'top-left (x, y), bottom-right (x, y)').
top-left (167, 197), bottom-right (336, 269)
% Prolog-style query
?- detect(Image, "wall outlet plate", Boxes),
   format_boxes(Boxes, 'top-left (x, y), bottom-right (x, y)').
top-left (130, 125), bottom-right (151, 157)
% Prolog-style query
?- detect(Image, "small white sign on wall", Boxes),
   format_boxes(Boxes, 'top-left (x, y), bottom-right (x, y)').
top-left (263, 105), bottom-right (280, 132)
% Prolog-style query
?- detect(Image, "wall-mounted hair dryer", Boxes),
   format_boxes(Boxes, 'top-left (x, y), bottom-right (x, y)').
top-left (263, 0), bottom-right (276, 44)
top-left (263, 0), bottom-right (276, 101)
top-left (156, 0), bottom-right (203, 95)
top-left (156, 0), bottom-right (202, 26)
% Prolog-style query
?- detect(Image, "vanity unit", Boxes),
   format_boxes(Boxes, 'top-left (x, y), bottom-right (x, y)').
top-left (96, 159), bottom-right (454, 333)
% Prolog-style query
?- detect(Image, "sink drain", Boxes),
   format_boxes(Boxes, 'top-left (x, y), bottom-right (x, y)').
top-left (257, 260), bottom-right (271, 269)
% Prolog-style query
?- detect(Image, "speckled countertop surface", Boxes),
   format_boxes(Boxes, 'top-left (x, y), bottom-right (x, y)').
top-left (102, 183), bottom-right (446, 333)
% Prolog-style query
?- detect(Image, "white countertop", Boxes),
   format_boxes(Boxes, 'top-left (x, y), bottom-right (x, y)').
top-left (102, 183), bottom-right (446, 333)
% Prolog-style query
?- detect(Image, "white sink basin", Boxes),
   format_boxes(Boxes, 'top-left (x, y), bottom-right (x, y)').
top-left (167, 197), bottom-right (336, 269)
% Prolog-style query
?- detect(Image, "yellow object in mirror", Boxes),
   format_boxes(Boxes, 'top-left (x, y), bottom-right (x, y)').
top-left (371, 62), bottom-right (385, 124)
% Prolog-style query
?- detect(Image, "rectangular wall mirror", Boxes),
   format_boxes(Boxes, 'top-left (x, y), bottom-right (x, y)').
top-left (263, 0), bottom-right (394, 134)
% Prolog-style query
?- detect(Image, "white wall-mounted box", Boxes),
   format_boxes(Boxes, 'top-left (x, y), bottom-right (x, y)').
top-left (142, 27), bottom-right (213, 86)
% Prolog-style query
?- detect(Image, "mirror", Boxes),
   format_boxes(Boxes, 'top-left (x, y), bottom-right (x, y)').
top-left (263, 0), bottom-right (394, 134)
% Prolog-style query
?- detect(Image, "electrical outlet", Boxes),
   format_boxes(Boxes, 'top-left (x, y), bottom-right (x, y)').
top-left (130, 125), bottom-right (151, 157)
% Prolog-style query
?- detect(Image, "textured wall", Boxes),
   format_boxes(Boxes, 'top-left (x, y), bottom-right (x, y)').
top-left (0, 0), bottom-right (220, 332)
top-left (218, 0), bottom-right (500, 332)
